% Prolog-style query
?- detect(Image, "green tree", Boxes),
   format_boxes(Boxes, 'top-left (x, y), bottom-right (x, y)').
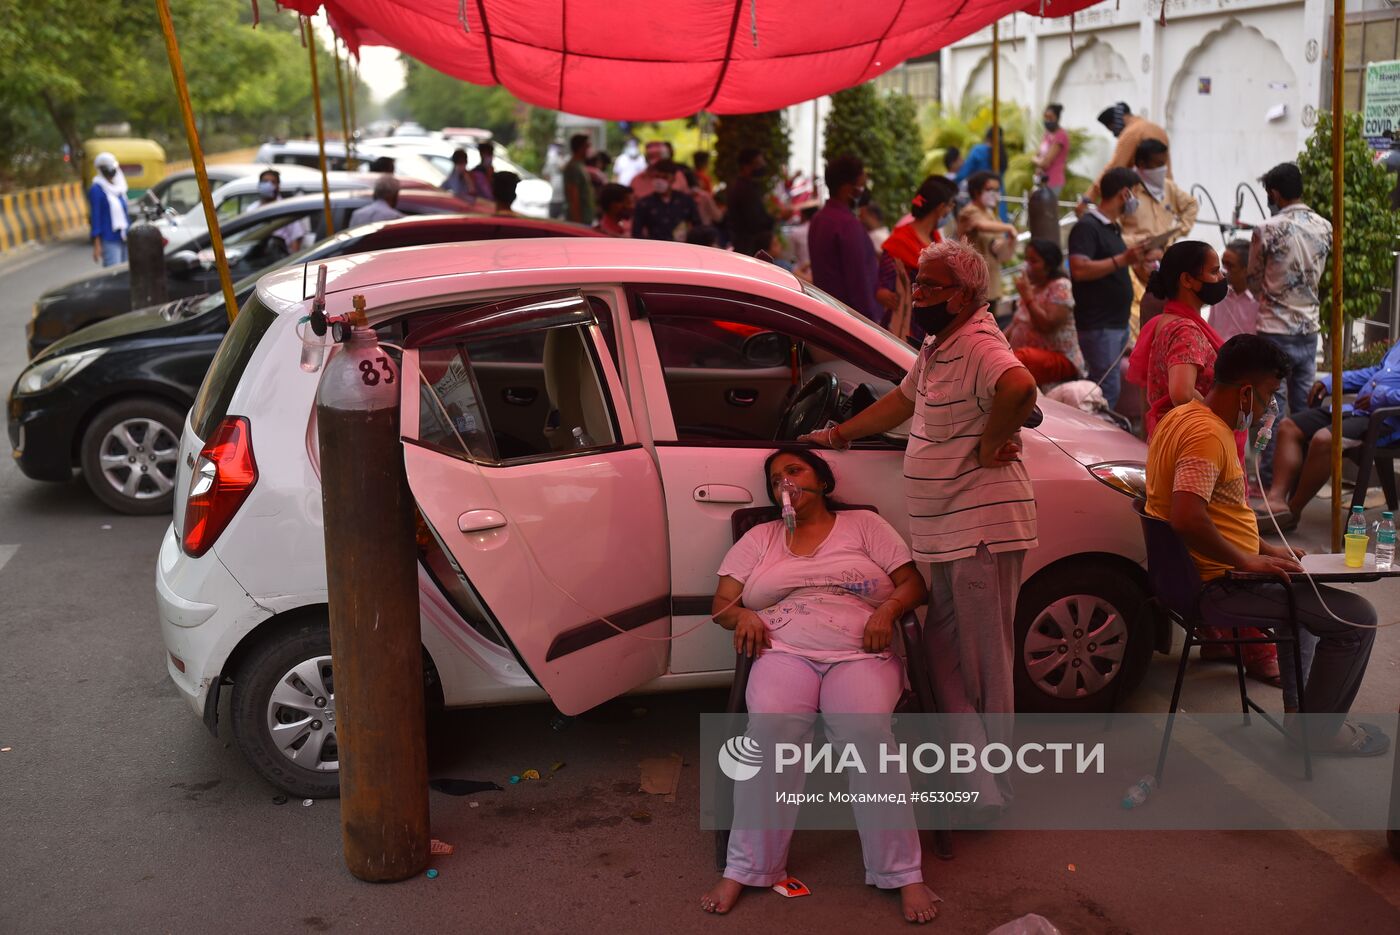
top-left (1297, 111), bottom-right (1400, 329)
top-left (393, 59), bottom-right (525, 144)
top-left (714, 111), bottom-right (790, 185)
top-left (823, 84), bottom-right (924, 222)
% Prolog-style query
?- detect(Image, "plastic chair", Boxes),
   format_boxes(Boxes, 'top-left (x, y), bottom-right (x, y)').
top-left (1133, 500), bottom-right (1311, 784)
top-left (713, 504), bottom-right (952, 871)
top-left (1344, 405), bottom-right (1400, 512)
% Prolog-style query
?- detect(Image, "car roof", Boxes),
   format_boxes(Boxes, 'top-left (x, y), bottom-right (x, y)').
top-left (234, 188), bottom-right (472, 222)
top-left (257, 238), bottom-right (801, 310)
top-left (166, 163), bottom-right (322, 181)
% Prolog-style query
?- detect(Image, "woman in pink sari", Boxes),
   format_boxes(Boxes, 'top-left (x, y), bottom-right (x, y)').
top-left (1127, 240), bottom-right (1281, 686)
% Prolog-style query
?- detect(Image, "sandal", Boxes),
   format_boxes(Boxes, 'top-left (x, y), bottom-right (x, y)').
top-left (1298, 721), bottom-right (1392, 758)
top-left (1254, 507), bottom-right (1299, 533)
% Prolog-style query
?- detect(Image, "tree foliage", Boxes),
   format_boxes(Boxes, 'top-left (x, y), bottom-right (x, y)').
top-left (1298, 111), bottom-right (1400, 328)
top-left (389, 60), bottom-right (525, 144)
top-left (714, 111), bottom-right (790, 185)
top-left (823, 84), bottom-right (924, 222)
top-left (0, 0), bottom-right (366, 188)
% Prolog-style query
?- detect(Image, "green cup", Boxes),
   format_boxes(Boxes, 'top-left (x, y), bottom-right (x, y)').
top-left (1344, 533), bottom-right (1369, 568)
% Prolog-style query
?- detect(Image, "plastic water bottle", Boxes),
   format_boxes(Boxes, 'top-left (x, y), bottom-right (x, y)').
top-left (1348, 506), bottom-right (1368, 539)
top-left (572, 426), bottom-right (595, 448)
top-left (1377, 512), bottom-right (1396, 570)
top-left (1121, 775), bottom-right (1155, 809)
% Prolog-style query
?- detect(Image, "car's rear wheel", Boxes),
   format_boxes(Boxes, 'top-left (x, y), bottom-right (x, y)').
top-left (1014, 561), bottom-right (1152, 713)
top-left (79, 398), bottom-right (184, 515)
top-left (231, 622), bottom-right (343, 799)
top-left (229, 618), bottom-right (446, 798)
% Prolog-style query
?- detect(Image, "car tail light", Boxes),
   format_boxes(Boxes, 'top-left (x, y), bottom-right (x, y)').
top-left (182, 417), bottom-right (257, 558)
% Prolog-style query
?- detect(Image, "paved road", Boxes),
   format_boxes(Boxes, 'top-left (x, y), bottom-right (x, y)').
top-left (2, 240), bottom-right (1399, 934)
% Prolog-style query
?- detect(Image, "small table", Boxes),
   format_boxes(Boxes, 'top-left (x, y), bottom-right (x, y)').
top-left (1229, 552), bottom-right (1400, 584)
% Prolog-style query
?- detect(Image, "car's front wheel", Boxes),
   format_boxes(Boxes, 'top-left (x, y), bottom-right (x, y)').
top-left (79, 398), bottom-right (184, 515)
top-left (1013, 560), bottom-right (1152, 713)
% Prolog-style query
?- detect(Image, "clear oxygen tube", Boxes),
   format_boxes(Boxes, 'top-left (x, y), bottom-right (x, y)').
top-left (1252, 398), bottom-right (1399, 629)
top-left (779, 477), bottom-right (798, 534)
top-left (395, 342), bottom-right (739, 644)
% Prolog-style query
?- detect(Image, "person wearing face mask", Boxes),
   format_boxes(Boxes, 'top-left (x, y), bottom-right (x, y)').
top-left (1248, 163), bottom-right (1332, 484)
top-left (245, 169), bottom-right (310, 254)
top-left (727, 147), bottom-right (775, 257)
top-left (630, 160), bottom-right (700, 241)
top-left (630, 141), bottom-right (690, 201)
top-left (1008, 239), bottom-right (1084, 386)
top-left (88, 152), bottom-right (130, 267)
top-left (1068, 167), bottom-right (1145, 409)
top-left (1084, 102), bottom-right (1171, 203)
top-left (468, 141), bottom-right (495, 201)
top-left (613, 136), bottom-right (647, 187)
top-left (1119, 140), bottom-right (1198, 334)
top-left (955, 127), bottom-right (1011, 222)
top-left (563, 134), bottom-right (596, 226)
top-left (802, 239), bottom-right (1039, 810)
top-left (1145, 335), bottom-right (1387, 753)
top-left (809, 155), bottom-right (885, 325)
top-left (956, 172), bottom-right (1018, 314)
top-left (595, 183), bottom-right (634, 237)
top-left (1034, 104), bottom-right (1069, 196)
top-left (879, 176), bottom-right (957, 343)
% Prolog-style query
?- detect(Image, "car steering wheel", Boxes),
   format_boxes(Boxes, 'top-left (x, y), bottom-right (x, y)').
top-left (775, 372), bottom-right (840, 441)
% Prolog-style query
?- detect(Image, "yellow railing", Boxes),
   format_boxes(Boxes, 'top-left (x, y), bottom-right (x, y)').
top-left (0, 182), bottom-right (88, 254)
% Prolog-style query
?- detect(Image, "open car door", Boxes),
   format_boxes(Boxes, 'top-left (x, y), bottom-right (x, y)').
top-left (401, 291), bottom-right (670, 714)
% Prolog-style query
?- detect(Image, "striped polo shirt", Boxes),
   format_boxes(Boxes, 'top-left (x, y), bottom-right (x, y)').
top-left (899, 308), bottom-right (1039, 563)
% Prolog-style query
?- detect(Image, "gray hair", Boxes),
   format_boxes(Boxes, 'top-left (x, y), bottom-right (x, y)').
top-left (917, 238), bottom-right (988, 305)
top-left (373, 175), bottom-right (401, 202)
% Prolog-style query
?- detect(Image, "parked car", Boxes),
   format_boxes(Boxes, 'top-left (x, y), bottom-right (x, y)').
top-left (359, 135), bottom-right (552, 218)
top-left (145, 163), bottom-right (323, 216)
top-left (155, 172), bottom-right (434, 251)
top-left (27, 189), bottom-right (476, 357)
top-left (154, 238), bottom-right (1154, 797)
top-left (252, 141), bottom-right (443, 187)
top-left (9, 216), bottom-right (601, 515)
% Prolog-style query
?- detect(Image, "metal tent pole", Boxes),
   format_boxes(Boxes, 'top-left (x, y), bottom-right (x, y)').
top-left (334, 37), bottom-right (351, 157)
top-left (1330, 0), bottom-right (1345, 552)
top-left (305, 15), bottom-right (335, 237)
top-left (992, 21), bottom-right (1001, 175)
top-left (154, 0), bottom-right (240, 323)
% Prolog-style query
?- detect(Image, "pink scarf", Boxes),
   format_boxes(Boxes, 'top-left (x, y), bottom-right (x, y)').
top-left (1128, 300), bottom-right (1226, 434)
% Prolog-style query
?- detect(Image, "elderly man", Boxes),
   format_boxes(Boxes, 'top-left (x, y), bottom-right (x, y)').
top-left (347, 176), bottom-right (404, 227)
top-left (804, 238), bottom-right (1039, 807)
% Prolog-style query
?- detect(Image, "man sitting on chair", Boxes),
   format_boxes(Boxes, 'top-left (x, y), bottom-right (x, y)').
top-left (1145, 334), bottom-right (1386, 755)
top-left (1259, 339), bottom-right (1400, 530)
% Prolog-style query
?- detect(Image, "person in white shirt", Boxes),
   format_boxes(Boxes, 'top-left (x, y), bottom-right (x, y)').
top-left (612, 137), bottom-right (647, 187)
top-left (244, 169), bottom-right (311, 253)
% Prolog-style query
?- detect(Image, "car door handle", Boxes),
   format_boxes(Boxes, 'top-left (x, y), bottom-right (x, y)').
top-left (725, 389), bottom-right (758, 407)
top-left (458, 510), bottom-right (507, 533)
top-left (502, 387), bottom-right (537, 406)
top-left (694, 485), bottom-right (753, 504)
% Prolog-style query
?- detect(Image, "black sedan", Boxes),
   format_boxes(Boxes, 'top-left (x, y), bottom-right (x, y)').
top-left (26, 189), bottom-right (477, 357)
top-left (8, 215), bottom-right (603, 514)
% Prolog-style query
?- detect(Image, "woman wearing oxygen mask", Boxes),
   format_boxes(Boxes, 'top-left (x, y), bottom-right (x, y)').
top-left (700, 448), bottom-right (938, 923)
top-left (1127, 241), bottom-right (1285, 688)
top-left (1144, 334), bottom-right (1387, 755)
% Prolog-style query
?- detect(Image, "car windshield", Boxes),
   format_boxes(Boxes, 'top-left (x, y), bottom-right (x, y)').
top-left (799, 279), bottom-right (914, 362)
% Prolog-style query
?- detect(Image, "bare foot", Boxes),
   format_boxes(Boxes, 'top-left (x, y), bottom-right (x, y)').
top-left (901, 883), bottom-right (940, 923)
top-left (700, 878), bottom-right (743, 914)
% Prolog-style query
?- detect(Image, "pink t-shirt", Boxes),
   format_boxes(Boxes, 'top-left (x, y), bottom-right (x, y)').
top-left (717, 511), bottom-right (914, 663)
top-left (1038, 128), bottom-right (1070, 188)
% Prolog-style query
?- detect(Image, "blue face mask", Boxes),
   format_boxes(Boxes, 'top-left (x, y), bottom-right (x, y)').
top-left (258, 181), bottom-right (277, 200)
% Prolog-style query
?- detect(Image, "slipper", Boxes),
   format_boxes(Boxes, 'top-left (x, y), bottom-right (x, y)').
top-left (1253, 506), bottom-right (1299, 532)
top-left (1295, 721), bottom-right (1392, 757)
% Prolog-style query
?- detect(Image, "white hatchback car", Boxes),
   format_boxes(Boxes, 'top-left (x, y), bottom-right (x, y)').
top-left (157, 240), bottom-right (1154, 796)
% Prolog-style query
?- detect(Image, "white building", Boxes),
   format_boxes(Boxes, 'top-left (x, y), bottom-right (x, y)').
top-left (786, 0), bottom-right (1400, 244)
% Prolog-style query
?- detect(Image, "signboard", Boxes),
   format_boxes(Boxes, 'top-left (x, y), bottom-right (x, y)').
top-left (1363, 60), bottom-right (1400, 150)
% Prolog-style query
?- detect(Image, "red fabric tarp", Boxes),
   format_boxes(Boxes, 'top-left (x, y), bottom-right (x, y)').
top-left (277, 1), bottom-right (1100, 120)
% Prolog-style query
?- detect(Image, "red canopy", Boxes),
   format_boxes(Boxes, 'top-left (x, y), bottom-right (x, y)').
top-left (277, 1), bottom-right (1097, 120)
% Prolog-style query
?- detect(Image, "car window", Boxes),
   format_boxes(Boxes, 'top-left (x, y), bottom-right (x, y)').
top-left (638, 288), bottom-right (899, 444)
top-left (190, 295), bottom-right (278, 439)
top-left (217, 193), bottom-right (256, 219)
top-left (164, 177), bottom-right (202, 214)
top-left (418, 323), bottom-right (619, 462)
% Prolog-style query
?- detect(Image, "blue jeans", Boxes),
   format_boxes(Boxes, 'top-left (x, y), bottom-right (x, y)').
top-left (1259, 332), bottom-right (1318, 484)
top-left (99, 238), bottom-right (127, 267)
top-left (1078, 327), bottom-right (1129, 409)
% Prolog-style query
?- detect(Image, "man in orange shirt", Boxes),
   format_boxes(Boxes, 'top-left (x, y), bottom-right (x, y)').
top-left (1146, 335), bottom-right (1386, 755)
top-left (1084, 102), bottom-right (1171, 204)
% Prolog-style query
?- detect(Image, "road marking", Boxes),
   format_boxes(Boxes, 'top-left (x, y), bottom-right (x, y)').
top-left (0, 545), bottom-right (16, 573)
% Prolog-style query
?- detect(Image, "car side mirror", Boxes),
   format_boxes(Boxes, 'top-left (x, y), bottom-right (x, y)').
top-left (741, 331), bottom-right (791, 368)
top-left (167, 250), bottom-right (199, 276)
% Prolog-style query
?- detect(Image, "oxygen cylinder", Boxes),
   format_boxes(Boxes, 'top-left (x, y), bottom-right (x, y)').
top-left (315, 302), bottom-right (429, 882)
top-left (1027, 182), bottom-right (1060, 247)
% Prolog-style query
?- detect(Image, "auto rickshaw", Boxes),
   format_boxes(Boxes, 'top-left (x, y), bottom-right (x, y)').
top-left (82, 138), bottom-right (166, 198)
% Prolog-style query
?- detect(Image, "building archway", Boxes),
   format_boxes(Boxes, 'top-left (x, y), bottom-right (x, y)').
top-left (1047, 36), bottom-right (1136, 177)
top-left (961, 51), bottom-right (1027, 112)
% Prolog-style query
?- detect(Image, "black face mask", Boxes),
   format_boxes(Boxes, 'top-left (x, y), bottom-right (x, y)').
top-left (1195, 279), bottom-right (1229, 306)
top-left (1044, 120), bottom-right (1059, 132)
top-left (913, 301), bottom-right (958, 335)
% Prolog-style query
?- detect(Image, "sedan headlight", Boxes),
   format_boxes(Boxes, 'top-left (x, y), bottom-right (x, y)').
top-left (1088, 461), bottom-right (1147, 499)
top-left (15, 348), bottom-right (107, 396)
